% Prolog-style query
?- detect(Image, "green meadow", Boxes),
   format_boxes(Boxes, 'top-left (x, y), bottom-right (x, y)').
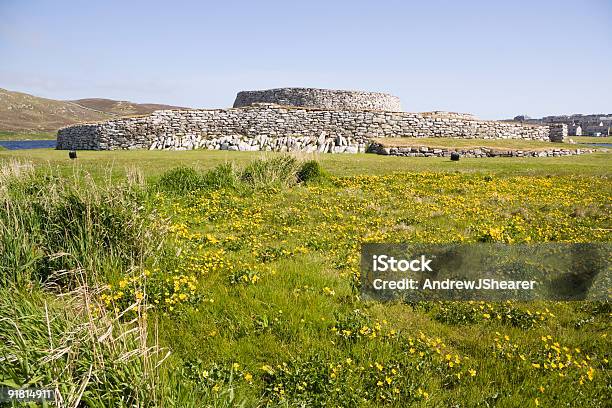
top-left (1, 148), bottom-right (611, 177)
top-left (0, 148), bottom-right (610, 407)
top-left (571, 136), bottom-right (612, 144)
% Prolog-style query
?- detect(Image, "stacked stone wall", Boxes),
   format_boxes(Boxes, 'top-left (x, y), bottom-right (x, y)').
top-left (233, 88), bottom-right (402, 112)
top-left (367, 142), bottom-right (593, 158)
top-left (57, 104), bottom-right (553, 152)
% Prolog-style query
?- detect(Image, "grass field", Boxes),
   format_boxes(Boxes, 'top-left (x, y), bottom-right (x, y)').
top-left (572, 136), bottom-right (612, 144)
top-left (1, 149), bottom-right (611, 178)
top-left (0, 149), bottom-right (610, 407)
top-left (374, 137), bottom-right (570, 150)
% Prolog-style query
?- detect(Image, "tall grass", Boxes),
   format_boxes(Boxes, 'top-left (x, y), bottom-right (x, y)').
top-left (0, 161), bottom-right (162, 287)
top-left (0, 274), bottom-right (169, 407)
top-left (155, 155), bottom-right (327, 195)
top-left (0, 161), bottom-right (173, 406)
top-left (240, 155), bottom-right (301, 189)
top-left (0, 160), bottom-right (259, 406)
top-left (0, 271), bottom-right (248, 406)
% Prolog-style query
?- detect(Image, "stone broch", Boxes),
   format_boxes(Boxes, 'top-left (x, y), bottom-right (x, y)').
top-left (56, 88), bottom-right (566, 152)
top-left (233, 88), bottom-right (402, 111)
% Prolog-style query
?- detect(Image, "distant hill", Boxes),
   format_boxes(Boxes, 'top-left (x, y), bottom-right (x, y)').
top-left (0, 88), bottom-right (188, 133)
top-left (69, 98), bottom-right (187, 117)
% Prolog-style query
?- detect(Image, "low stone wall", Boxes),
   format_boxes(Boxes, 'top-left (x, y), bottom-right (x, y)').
top-left (367, 142), bottom-right (594, 158)
top-left (233, 88), bottom-right (402, 111)
top-left (57, 104), bottom-right (553, 151)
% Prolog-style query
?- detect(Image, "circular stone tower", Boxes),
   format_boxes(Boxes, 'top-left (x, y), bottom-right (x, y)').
top-left (233, 87), bottom-right (402, 111)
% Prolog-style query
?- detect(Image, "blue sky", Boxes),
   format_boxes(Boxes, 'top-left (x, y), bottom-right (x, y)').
top-left (1, 0), bottom-right (610, 119)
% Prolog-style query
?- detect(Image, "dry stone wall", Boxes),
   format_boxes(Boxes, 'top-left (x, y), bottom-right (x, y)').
top-left (367, 142), bottom-right (594, 158)
top-left (57, 104), bottom-right (553, 152)
top-left (233, 88), bottom-right (402, 112)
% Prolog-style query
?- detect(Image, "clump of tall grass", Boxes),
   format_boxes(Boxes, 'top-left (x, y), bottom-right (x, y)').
top-left (0, 161), bottom-right (163, 287)
top-left (156, 166), bottom-right (207, 194)
top-left (0, 273), bottom-right (244, 406)
top-left (156, 163), bottom-right (243, 194)
top-left (201, 162), bottom-right (240, 190)
top-left (0, 273), bottom-right (169, 407)
top-left (0, 162), bottom-right (242, 406)
top-left (239, 155), bottom-right (301, 189)
top-left (155, 155), bottom-right (327, 194)
top-left (297, 160), bottom-right (328, 183)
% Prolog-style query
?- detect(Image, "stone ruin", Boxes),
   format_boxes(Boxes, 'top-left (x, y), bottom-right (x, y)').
top-left (233, 88), bottom-right (402, 111)
top-left (57, 88), bottom-right (568, 152)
